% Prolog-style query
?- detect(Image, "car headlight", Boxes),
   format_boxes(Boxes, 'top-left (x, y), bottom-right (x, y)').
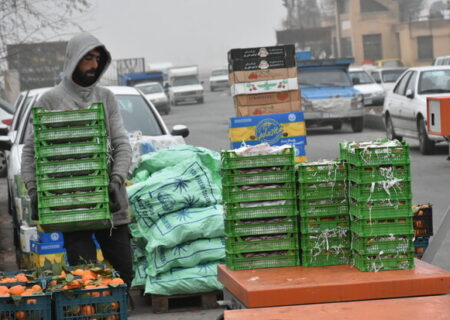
top-left (351, 95), bottom-right (364, 108)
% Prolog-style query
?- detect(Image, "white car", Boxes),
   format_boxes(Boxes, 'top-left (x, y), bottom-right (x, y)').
top-left (209, 68), bottom-right (229, 92)
top-left (349, 68), bottom-right (385, 106)
top-left (134, 82), bottom-right (170, 115)
top-left (367, 67), bottom-right (406, 93)
top-left (383, 66), bottom-right (450, 155)
top-left (0, 86), bottom-right (189, 257)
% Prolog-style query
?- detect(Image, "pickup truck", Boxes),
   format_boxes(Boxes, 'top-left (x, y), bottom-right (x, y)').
top-left (297, 57), bottom-right (364, 132)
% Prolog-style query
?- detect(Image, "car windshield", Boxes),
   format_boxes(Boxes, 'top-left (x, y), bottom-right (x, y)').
top-left (212, 70), bottom-right (227, 76)
top-left (136, 84), bottom-right (163, 94)
top-left (298, 69), bottom-right (352, 87)
top-left (349, 71), bottom-right (375, 84)
top-left (115, 94), bottom-right (164, 136)
top-left (0, 97), bottom-right (14, 114)
top-left (381, 70), bottom-right (404, 82)
top-left (418, 70), bottom-right (450, 94)
top-left (173, 76), bottom-right (199, 86)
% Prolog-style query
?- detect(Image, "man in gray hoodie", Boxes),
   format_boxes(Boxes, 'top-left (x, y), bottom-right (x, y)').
top-left (21, 32), bottom-right (133, 287)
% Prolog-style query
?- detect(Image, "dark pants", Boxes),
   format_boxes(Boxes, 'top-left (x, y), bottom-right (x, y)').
top-left (63, 224), bottom-right (133, 288)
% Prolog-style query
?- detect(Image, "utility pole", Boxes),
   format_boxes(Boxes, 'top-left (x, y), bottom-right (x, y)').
top-left (334, 0), bottom-right (342, 57)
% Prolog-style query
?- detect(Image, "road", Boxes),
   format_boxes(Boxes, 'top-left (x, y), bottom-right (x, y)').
top-left (0, 89), bottom-right (449, 319)
top-left (162, 89), bottom-right (450, 271)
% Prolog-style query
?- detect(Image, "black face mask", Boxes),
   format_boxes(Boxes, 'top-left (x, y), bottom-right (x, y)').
top-left (72, 68), bottom-right (98, 87)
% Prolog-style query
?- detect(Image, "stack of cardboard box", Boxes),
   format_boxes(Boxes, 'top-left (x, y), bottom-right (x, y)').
top-left (228, 44), bottom-right (301, 117)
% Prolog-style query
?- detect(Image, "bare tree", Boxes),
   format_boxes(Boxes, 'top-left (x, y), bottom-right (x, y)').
top-left (0, 0), bottom-right (91, 64)
top-left (282, 0), bottom-right (323, 29)
top-left (392, 0), bottom-right (426, 21)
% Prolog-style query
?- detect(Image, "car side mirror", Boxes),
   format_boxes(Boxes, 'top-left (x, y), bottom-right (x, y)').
top-left (0, 135), bottom-right (12, 151)
top-left (171, 124), bottom-right (189, 138)
top-left (405, 89), bottom-right (414, 99)
top-left (352, 77), bottom-right (360, 85)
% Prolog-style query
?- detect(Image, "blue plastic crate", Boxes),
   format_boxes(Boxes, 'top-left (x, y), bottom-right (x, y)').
top-left (0, 293), bottom-right (51, 320)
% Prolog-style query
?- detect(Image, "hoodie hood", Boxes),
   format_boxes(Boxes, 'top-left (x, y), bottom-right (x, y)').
top-left (63, 32), bottom-right (111, 89)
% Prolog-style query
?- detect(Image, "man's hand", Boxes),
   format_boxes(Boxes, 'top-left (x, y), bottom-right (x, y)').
top-left (28, 188), bottom-right (39, 221)
top-left (108, 175), bottom-right (127, 213)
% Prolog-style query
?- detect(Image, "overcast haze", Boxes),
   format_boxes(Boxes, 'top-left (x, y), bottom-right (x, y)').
top-left (83, 0), bottom-right (286, 72)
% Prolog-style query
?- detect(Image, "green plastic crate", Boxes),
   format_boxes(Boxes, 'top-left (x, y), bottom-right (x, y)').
top-left (38, 189), bottom-right (108, 209)
top-left (226, 233), bottom-right (298, 254)
top-left (349, 181), bottom-right (412, 202)
top-left (353, 252), bottom-right (415, 272)
top-left (225, 200), bottom-right (297, 220)
top-left (297, 160), bottom-right (347, 183)
top-left (351, 233), bottom-right (414, 255)
top-left (300, 216), bottom-right (349, 234)
top-left (349, 198), bottom-right (413, 219)
top-left (350, 215), bottom-right (414, 236)
top-left (32, 103), bottom-right (105, 126)
top-left (37, 171), bottom-right (109, 193)
top-left (221, 147), bottom-right (294, 170)
top-left (36, 157), bottom-right (108, 176)
top-left (299, 198), bottom-right (348, 217)
top-left (34, 123), bottom-right (106, 144)
top-left (223, 184), bottom-right (296, 203)
top-left (39, 204), bottom-right (111, 232)
top-left (301, 232), bottom-right (351, 255)
top-left (348, 163), bottom-right (410, 184)
top-left (340, 139), bottom-right (409, 166)
top-left (299, 181), bottom-right (347, 200)
top-left (222, 166), bottom-right (296, 186)
top-left (226, 250), bottom-right (299, 270)
top-left (302, 250), bottom-right (351, 267)
top-left (35, 139), bottom-right (107, 160)
top-left (225, 217), bottom-right (298, 237)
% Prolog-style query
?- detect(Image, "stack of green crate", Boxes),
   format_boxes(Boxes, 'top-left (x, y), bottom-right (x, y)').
top-left (222, 146), bottom-right (299, 270)
top-left (298, 160), bottom-right (351, 267)
top-left (32, 103), bottom-right (111, 232)
top-left (340, 139), bottom-right (415, 272)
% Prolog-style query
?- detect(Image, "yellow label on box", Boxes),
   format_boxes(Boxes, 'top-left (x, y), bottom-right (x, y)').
top-left (229, 121), bottom-right (306, 142)
top-left (32, 252), bottom-right (66, 267)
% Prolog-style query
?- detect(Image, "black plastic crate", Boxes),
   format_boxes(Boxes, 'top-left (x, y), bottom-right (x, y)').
top-left (413, 204), bottom-right (433, 237)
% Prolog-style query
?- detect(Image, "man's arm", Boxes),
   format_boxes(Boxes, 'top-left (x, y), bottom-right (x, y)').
top-left (106, 91), bottom-right (132, 181)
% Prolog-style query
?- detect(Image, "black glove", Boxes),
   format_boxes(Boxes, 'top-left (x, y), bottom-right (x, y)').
top-left (28, 188), bottom-right (39, 221)
top-left (108, 175), bottom-right (127, 214)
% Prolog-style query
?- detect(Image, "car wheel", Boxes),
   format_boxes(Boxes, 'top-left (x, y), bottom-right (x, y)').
top-left (165, 105), bottom-right (171, 115)
top-left (385, 114), bottom-right (403, 141)
top-left (418, 118), bottom-right (435, 155)
top-left (332, 122), bottom-right (342, 130)
top-left (351, 117), bottom-right (364, 133)
top-left (0, 150), bottom-right (7, 177)
top-left (197, 98), bottom-right (204, 104)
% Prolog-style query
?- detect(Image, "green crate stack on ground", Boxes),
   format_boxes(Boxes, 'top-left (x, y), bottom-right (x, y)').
top-left (32, 103), bottom-right (111, 233)
top-left (297, 160), bottom-right (351, 267)
top-left (340, 139), bottom-right (415, 272)
top-left (222, 146), bottom-right (299, 270)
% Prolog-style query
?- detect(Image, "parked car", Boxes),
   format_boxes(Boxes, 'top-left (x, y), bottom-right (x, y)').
top-left (349, 68), bottom-right (385, 106)
top-left (383, 66), bottom-right (450, 155)
top-left (209, 68), bottom-right (229, 92)
top-left (0, 97), bottom-right (14, 176)
top-left (367, 67), bottom-right (406, 93)
top-left (374, 58), bottom-right (404, 68)
top-left (433, 55), bottom-right (450, 66)
top-left (0, 86), bottom-right (189, 259)
top-left (134, 81), bottom-right (170, 115)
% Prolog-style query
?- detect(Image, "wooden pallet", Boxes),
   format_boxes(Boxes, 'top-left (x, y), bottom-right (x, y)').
top-left (150, 290), bottom-right (223, 313)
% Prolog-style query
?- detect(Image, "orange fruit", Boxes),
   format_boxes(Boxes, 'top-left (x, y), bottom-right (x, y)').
top-left (81, 304), bottom-right (95, 315)
top-left (21, 289), bottom-right (34, 296)
top-left (49, 280), bottom-right (57, 287)
top-left (15, 311), bottom-right (25, 320)
top-left (9, 285), bottom-right (25, 296)
top-left (15, 274), bottom-right (28, 282)
top-left (71, 269), bottom-right (84, 276)
top-left (0, 292), bottom-right (10, 297)
top-left (60, 271), bottom-right (66, 277)
top-left (27, 299), bottom-right (38, 304)
top-left (0, 286), bottom-right (8, 292)
top-left (111, 302), bottom-right (119, 311)
top-left (31, 284), bottom-right (42, 292)
top-left (110, 278), bottom-right (124, 285)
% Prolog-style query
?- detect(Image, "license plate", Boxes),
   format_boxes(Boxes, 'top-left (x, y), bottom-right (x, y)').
top-left (364, 98), bottom-right (373, 105)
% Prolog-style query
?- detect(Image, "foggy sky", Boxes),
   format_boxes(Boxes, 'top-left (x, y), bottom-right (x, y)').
top-left (83, 0), bottom-right (286, 72)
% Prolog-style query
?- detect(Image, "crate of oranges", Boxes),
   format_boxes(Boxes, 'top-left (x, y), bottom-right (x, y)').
top-left (0, 272), bottom-right (51, 320)
top-left (46, 266), bottom-right (127, 320)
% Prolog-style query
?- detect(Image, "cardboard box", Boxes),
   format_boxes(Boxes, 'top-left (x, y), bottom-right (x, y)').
top-left (229, 55), bottom-right (296, 72)
top-left (20, 225), bottom-right (37, 253)
top-left (231, 78), bottom-right (298, 96)
top-left (229, 67), bottom-right (298, 84)
top-left (234, 90), bottom-right (300, 107)
top-left (427, 97), bottom-right (450, 136)
top-left (229, 112), bottom-right (307, 161)
top-left (31, 251), bottom-right (67, 267)
top-left (30, 240), bottom-right (65, 254)
top-left (38, 231), bottom-right (63, 243)
top-left (228, 44), bottom-right (295, 61)
top-left (235, 100), bottom-right (301, 117)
